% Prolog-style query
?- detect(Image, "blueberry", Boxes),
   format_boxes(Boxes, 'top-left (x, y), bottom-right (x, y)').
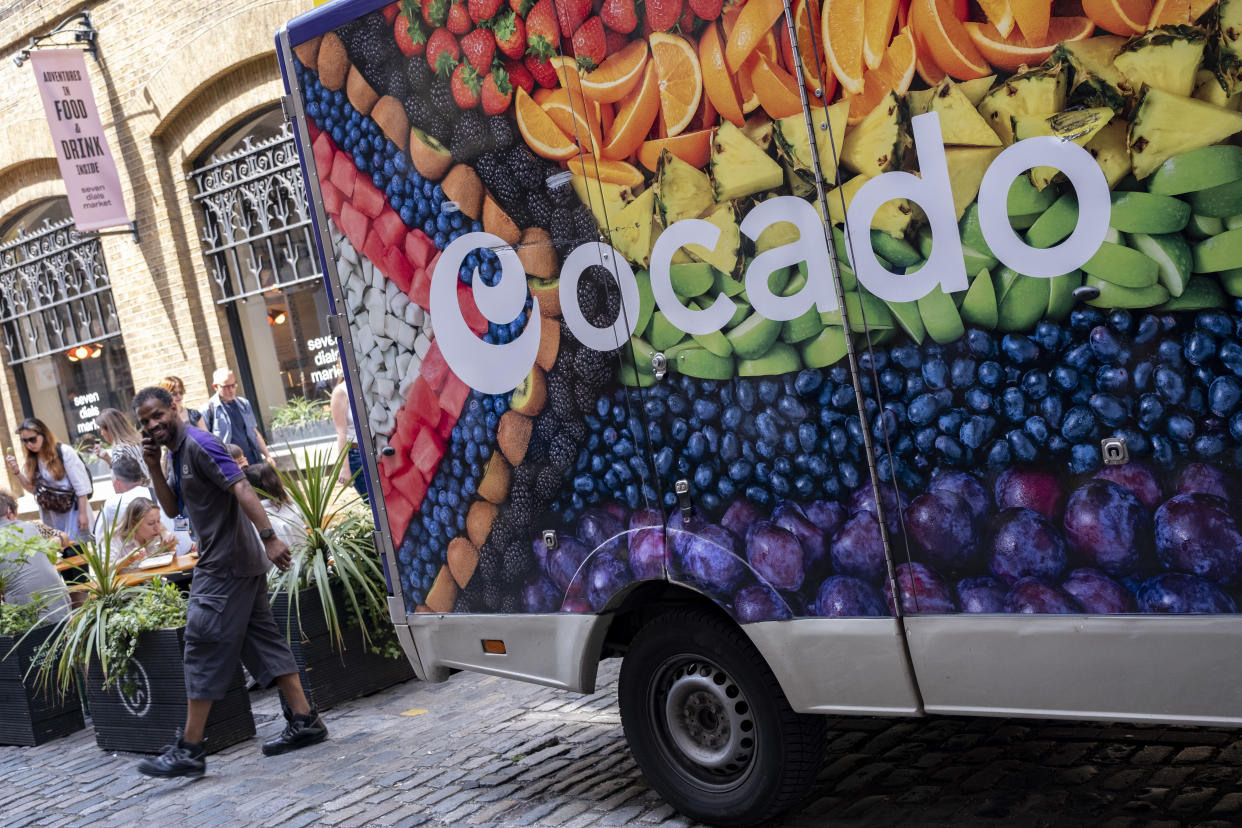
top-left (1061, 406), bottom-right (1096, 442)
top-left (915, 426), bottom-right (937, 453)
top-left (1209, 376), bottom-right (1242, 417)
top-left (671, 418), bottom-right (689, 443)
top-left (1001, 334), bottom-right (1039, 364)
top-left (1069, 443), bottom-right (1100, 474)
top-left (1063, 343), bottom-right (1093, 371)
top-left (1089, 393), bottom-right (1126, 427)
top-left (922, 358), bottom-right (949, 390)
top-left (950, 357), bottom-right (977, 388)
top-left (1020, 370), bottom-right (1050, 400)
top-left (966, 329), bottom-right (996, 357)
top-left (1051, 365), bottom-right (1078, 391)
top-left (1033, 321), bottom-right (1062, 351)
top-left (758, 379), bottom-right (780, 404)
top-left (1039, 395), bottom-right (1062, 429)
top-left (985, 439), bottom-right (1011, 468)
top-left (1023, 415), bottom-right (1049, 446)
top-left (879, 368), bottom-right (904, 397)
top-left (960, 415), bottom-right (993, 449)
top-left (1167, 413), bottom-right (1195, 443)
top-left (1149, 433), bottom-right (1174, 468)
top-left (1220, 341), bottom-right (1242, 376)
top-left (937, 410), bottom-right (964, 436)
top-left (892, 344), bottom-right (921, 370)
top-left (1157, 339), bottom-right (1184, 366)
top-left (1001, 387), bottom-right (1026, 422)
top-left (1007, 429), bottom-right (1037, 463)
top-left (934, 434), bottom-right (964, 465)
top-left (908, 393), bottom-right (941, 426)
top-left (1196, 311), bottom-right (1232, 338)
top-left (777, 395), bottom-right (807, 422)
top-left (1154, 366), bottom-right (1186, 405)
top-left (965, 387), bottom-right (993, 413)
top-left (905, 374), bottom-right (926, 398)
top-left (794, 370), bottom-right (822, 396)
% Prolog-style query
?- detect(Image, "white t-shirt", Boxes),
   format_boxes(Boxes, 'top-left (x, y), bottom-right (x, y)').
top-left (93, 487), bottom-right (148, 545)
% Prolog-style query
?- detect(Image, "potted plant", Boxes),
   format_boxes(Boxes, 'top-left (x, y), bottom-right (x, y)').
top-left (266, 445), bottom-right (413, 711)
top-left (25, 533), bottom-right (256, 754)
top-left (268, 396), bottom-right (334, 448)
top-left (0, 527), bottom-right (85, 746)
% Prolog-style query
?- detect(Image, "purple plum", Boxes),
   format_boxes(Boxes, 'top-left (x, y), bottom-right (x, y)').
top-left (904, 490), bottom-right (979, 570)
top-left (994, 468), bottom-right (1065, 522)
top-left (577, 507), bottom-right (625, 557)
top-left (1175, 462), bottom-right (1235, 501)
top-left (1062, 480), bottom-right (1150, 575)
top-left (1062, 568), bottom-right (1134, 614)
top-left (522, 576), bottom-right (562, 613)
top-left (532, 536), bottom-right (550, 574)
top-left (885, 562), bottom-right (955, 614)
top-left (602, 502), bottom-right (629, 522)
top-left (734, 583), bottom-right (794, 622)
top-left (772, 502), bottom-right (828, 575)
top-left (546, 536), bottom-right (590, 592)
top-left (929, 468), bottom-right (992, 523)
top-left (955, 576), bottom-right (1007, 613)
top-left (804, 499), bottom-right (847, 538)
top-left (560, 576), bottom-right (593, 613)
top-left (677, 523), bottom-right (746, 597)
top-left (989, 508), bottom-right (1068, 586)
top-left (848, 480), bottom-right (907, 536)
top-left (1155, 493), bottom-right (1242, 585)
top-left (1094, 462), bottom-right (1163, 511)
top-left (746, 520), bottom-right (805, 591)
top-left (813, 575), bottom-right (888, 617)
top-left (587, 554), bottom-right (632, 611)
top-left (628, 508), bottom-right (665, 580)
top-left (1004, 577), bottom-right (1083, 614)
top-left (830, 511), bottom-right (888, 583)
top-left (665, 507), bottom-right (709, 559)
top-left (720, 500), bottom-right (761, 538)
top-left (1136, 573), bottom-right (1237, 613)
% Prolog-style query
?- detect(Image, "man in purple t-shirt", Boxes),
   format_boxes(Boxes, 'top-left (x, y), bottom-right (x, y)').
top-left (132, 386), bottom-right (327, 778)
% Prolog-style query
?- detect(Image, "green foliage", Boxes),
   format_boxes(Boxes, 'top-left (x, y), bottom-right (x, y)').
top-left (100, 578), bottom-right (185, 693)
top-left (269, 396), bottom-right (329, 429)
top-left (0, 525), bottom-right (60, 636)
top-left (265, 445), bottom-right (392, 656)
top-left (0, 602), bottom-right (40, 636)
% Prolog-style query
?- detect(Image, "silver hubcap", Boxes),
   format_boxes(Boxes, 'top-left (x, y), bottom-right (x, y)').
top-left (657, 658), bottom-right (755, 784)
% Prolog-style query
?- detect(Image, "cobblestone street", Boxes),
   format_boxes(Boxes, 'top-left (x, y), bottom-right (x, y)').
top-left (3, 659), bottom-right (1242, 827)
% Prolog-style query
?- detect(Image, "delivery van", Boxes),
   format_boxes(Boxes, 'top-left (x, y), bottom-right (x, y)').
top-left (277, 0), bottom-right (1242, 823)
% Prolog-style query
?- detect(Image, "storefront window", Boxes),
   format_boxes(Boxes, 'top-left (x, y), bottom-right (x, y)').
top-left (0, 198), bottom-right (133, 474)
top-left (188, 107), bottom-right (336, 432)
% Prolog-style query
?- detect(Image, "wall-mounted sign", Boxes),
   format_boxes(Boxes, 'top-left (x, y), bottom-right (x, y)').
top-left (29, 49), bottom-right (130, 232)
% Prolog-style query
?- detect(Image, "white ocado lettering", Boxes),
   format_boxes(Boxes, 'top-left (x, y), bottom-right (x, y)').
top-left (431, 113), bottom-right (1111, 393)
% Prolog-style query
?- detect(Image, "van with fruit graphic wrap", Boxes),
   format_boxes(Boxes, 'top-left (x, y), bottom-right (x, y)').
top-left (279, 0), bottom-right (1242, 823)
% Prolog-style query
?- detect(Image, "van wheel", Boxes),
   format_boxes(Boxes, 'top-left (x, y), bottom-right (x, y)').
top-left (618, 608), bottom-right (825, 827)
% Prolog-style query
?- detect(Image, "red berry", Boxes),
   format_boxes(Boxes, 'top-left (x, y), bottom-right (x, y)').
top-left (451, 62), bottom-right (483, 108)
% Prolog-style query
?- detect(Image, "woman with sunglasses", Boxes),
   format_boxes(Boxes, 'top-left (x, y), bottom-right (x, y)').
top-left (156, 376), bottom-right (206, 430)
top-left (4, 418), bottom-right (93, 542)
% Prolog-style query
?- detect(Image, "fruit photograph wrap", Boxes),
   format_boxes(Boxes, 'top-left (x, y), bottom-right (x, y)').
top-left (288, 0), bottom-right (1242, 620)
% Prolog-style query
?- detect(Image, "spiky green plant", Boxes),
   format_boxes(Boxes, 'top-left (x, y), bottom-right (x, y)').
top-left (264, 445), bottom-right (387, 654)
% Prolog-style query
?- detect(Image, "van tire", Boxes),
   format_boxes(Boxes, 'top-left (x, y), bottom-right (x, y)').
top-left (617, 607), bottom-right (825, 827)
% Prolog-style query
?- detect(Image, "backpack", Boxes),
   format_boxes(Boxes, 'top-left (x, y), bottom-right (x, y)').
top-left (58, 443), bottom-right (93, 499)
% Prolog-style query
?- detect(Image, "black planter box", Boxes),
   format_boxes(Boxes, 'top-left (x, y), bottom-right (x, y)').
top-left (86, 627), bottom-right (255, 755)
top-left (270, 587), bottom-right (414, 712)
top-left (0, 625), bottom-right (85, 746)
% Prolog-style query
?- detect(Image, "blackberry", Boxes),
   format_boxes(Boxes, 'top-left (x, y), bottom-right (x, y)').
top-left (576, 266), bottom-right (621, 329)
top-left (480, 583), bottom-right (502, 612)
top-left (572, 204), bottom-right (597, 240)
top-left (533, 412), bottom-right (560, 448)
top-left (499, 595), bottom-right (520, 613)
top-left (572, 345), bottom-right (612, 383)
top-left (501, 540), bottom-right (533, 582)
top-left (548, 179), bottom-right (574, 207)
top-left (406, 58), bottom-right (433, 92)
top-left (476, 546), bottom-right (502, 583)
top-left (527, 191), bottom-right (554, 227)
top-left (550, 207), bottom-right (574, 243)
top-left (429, 77), bottom-right (458, 120)
top-left (547, 372), bottom-right (575, 417)
top-left (548, 432), bottom-right (578, 471)
top-left (536, 464), bottom-right (566, 502)
top-left (476, 151), bottom-right (524, 210)
top-left (507, 144), bottom-right (544, 191)
top-left (338, 13), bottom-right (396, 84)
top-left (486, 115), bottom-right (514, 150)
top-left (449, 110), bottom-right (491, 162)
top-left (453, 594), bottom-right (472, 613)
top-left (573, 380), bottom-right (601, 414)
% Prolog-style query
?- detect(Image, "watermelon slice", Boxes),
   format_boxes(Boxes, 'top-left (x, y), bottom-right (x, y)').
top-left (457, 283), bottom-right (488, 335)
top-left (439, 373), bottom-right (470, 419)
top-left (408, 376), bottom-right (440, 427)
top-left (382, 246), bottom-right (415, 294)
top-left (410, 267), bottom-right (431, 309)
top-left (410, 426), bottom-right (445, 478)
top-left (329, 151), bottom-right (357, 198)
top-left (386, 492), bottom-right (415, 541)
top-left (313, 132), bottom-right (333, 176)
top-left (420, 340), bottom-right (449, 392)
top-left (405, 230), bottom-right (435, 269)
top-left (375, 210), bottom-right (407, 248)
top-left (338, 202), bottom-right (369, 254)
top-left (320, 180), bottom-right (344, 217)
top-left (353, 177), bottom-right (386, 220)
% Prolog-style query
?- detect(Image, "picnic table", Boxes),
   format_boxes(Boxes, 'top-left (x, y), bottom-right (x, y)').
top-left (56, 552), bottom-right (197, 586)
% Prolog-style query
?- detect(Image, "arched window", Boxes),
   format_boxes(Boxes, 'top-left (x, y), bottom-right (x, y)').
top-left (188, 107), bottom-right (336, 439)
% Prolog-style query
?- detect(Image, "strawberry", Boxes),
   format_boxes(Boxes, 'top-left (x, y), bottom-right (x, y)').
top-left (504, 58), bottom-right (535, 93)
top-left (468, 0), bottom-right (503, 24)
top-left (481, 68), bottom-right (514, 115)
top-left (451, 62), bottom-right (483, 108)
top-left (446, 0), bottom-right (472, 34)
top-left (571, 16), bottom-right (606, 70)
top-left (492, 11), bottom-right (527, 60)
top-left (395, 5), bottom-right (429, 57)
top-left (677, 1), bottom-right (696, 32)
top-left (604, 26), bottom-right (629, 54)
top-left (553, 0), bottom-right (592, 39)
top-left (382, 2), bottom-right (402, 24)
top-left (426, 28), bottom-right (461, 75)
top-left (600, 0), bottom-right (637, 34)
top-left (525, 0), bottom-right (561, 58)
top-left (688, 0), bottom-right (721, 20)
top-left (509, 0), bottom-right (535, 13)
top-left (644, 0), bottom-right (681, 32)
top-left (422, 0), bottom-right (450, 27)
top-left (524, 53), bottom-right (560, 88)
top-left (460, 28), bottom-right (496, 73)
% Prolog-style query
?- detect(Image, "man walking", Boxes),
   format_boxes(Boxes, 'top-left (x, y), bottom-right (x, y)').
top-left (133, 386), bottom-right (325, 778)
top-left (204, 368), bottom-right (270, 466)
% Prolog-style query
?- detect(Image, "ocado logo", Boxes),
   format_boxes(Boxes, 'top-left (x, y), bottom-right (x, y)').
top-left (431, 113), bottom-right (1111, 393)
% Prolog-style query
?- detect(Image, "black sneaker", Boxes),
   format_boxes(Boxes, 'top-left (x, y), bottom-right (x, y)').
top-left (262, 709), bottom-right (328, 756)
top-left (137, 739), bottom-right (206, 778)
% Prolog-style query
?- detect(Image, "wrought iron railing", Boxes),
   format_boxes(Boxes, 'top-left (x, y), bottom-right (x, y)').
top-left (187, 121), bottom-right (321, 303)
top-left (0, 218), bottom-right (118, 364)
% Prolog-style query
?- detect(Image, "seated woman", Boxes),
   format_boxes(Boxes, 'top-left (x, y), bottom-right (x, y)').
top-left (113, 496), bottom-right (178, 572)
top-left (244, 463), bottom-right (307, 549)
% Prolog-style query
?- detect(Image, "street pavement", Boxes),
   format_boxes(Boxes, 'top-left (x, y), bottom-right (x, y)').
top-left (2, 659), bottom-right (1242, 827)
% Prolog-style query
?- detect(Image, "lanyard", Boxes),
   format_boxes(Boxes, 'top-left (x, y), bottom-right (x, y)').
top-left (171, 448), bottom-right (184, 517)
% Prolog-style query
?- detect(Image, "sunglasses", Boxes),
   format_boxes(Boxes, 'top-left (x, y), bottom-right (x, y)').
top-left (219, 383), bottom-right (236, 390)
top-left (21, 435), bottom-right (40, 445)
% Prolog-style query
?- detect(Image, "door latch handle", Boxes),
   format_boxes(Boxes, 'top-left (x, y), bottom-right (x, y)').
top-left (652, 352), bottom-right (667, 380)
top-left (675, 479), bottom-right (692, 522)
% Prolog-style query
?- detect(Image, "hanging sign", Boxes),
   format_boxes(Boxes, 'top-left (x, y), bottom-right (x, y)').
top-left (29, 49), bottom-right (130, 232)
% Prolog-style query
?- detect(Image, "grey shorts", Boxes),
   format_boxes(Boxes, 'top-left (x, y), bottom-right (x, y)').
top-left (184, 569), bottom-right (298, 701)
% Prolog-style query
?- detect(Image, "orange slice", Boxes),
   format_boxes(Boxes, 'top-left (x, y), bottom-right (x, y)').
top-left (977, 0), bottom-right (1015, 37)
top-left (548, 55), bottom-right (588, 101)
top-left (965, 16), bottom-right (1092, 72)
top-left (602, 61), bottom-right (660, 160)
top-left (910, 0), bottom-right (990, 80)
top-left (864, 0), bottom-right (902, 71)
top-left (779, 0), bottom-right (836, 100)
top-left (540, 87), bottom-right (603, 156)
top-left (515, 87), bottom-right (579, 161)
top-left (847, 27), bottom-right (917, 124)
top-left (897, 0), bottom-right (911, 28)
top-left (911, 19), bottom-right (947, 86)
top-left (822, 0), bottom-right (865, 95)
top-left (581, 41), bottom-right (649, 104)
top-left (1081, 0), bottom-right (1152, 35)
top-left (1009, 0), bottom-right (1051, 47)
top-left (567, 156), bottom-right (646, 188)
top-left (1148, 0), bottom-right (1213, 24)
top-left (954, 0), bottom-right (968, 17)
top-left (724, 0), bottom-right (785, 73)
top-left (751, 54), bottom-right (805, 119)
top-left (637, 129), bottom-right (715, 171)
top-left (649, 32), bottom-right (704, 138)
top-left (700, 23), bottom-right (746, 127)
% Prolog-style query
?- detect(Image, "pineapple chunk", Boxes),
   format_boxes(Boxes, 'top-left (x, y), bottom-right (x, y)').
top-left (686, 202), bottom-right (741, 275)
top-left (1217, 0), bottom-right (1242, 94)
top-left (710, 121), bottom-right (783, 201)
top-left (840, 91), bottom-right (909, 177)
top-left (1128, 87), bottom-right (1242, 178)
top-left (826, 174), bottom-right (915, 238)
top-left (1053, 37), bottom-right (1129, 112)
top-left (1012, 107), bottom-right (1115, 189)
top-left (1193, 69), bottom-right (1242, 109)
top-left (944, 147), bottom-right (1002, 219)
top-left (773, 99), bottom-right (850, 187)
top-left (611, 188), bottom-right (657, 268)
top-left (931, 79), bottom-right (1002, 146)
top-left (656, 150), bottom-right (714, 223)
top-left (1113, 25), bottom-right (1207, 98)
top-left (571, 175), bottom-right (633, 235)
top-left (1086, 119), bottom-right (1132, 188)
top-left (977, 63), bottom-right (1067, 144)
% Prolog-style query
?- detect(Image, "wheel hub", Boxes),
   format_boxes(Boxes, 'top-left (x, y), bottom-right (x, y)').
top-left (659, 659), bottom-right (755, 783)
